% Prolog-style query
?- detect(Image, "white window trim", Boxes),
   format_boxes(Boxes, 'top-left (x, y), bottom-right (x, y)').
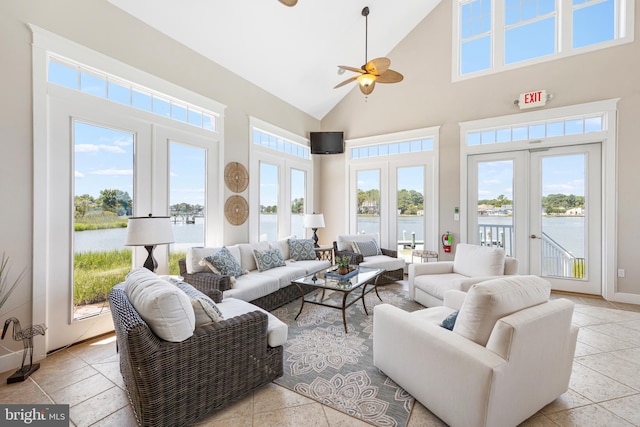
top-left (248, 117), bottom-right (313, 242)
top-left (458, 98), bottom-right (632, 304)
top-left (452, 0), bottom-right (635, 81)
top-left (30, 24), bottom-right (226, 357)
top-left (346, 127), bottom-right (440, 251)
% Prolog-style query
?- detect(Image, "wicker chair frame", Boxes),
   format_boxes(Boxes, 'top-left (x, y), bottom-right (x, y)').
top-left (108, 287), bottom-right (282, 427)
top-left (332, 242), bottom-right (404, 284)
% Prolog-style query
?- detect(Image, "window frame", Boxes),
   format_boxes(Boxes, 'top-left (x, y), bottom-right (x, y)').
top-left (452, 0), bottom-right (635, 81)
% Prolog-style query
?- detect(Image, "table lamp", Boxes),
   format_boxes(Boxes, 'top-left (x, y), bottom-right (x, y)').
top-left (303, 213), bottom-right (325, 248)
top-left (125, 214), bottom-right (174, 272)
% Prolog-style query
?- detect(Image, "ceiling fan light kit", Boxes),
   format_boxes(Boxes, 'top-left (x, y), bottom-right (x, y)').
top-left (334, 6), bottom-right (403, 95)
top-left (278, 0), bottom-right (298, 6)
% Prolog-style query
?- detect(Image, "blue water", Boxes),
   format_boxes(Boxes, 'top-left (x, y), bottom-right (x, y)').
top-left (75, 215), bottom-right (584, 258)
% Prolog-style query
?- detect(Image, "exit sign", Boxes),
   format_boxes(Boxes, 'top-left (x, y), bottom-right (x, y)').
top-left (517, 90), bottom-right (547, 109)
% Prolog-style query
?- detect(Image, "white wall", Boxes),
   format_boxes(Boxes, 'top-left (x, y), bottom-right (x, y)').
top-left (321, 1), bottom-right (640, 297)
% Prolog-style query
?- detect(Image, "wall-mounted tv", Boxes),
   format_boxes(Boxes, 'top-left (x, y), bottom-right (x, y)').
top-left (310, 131), bottom-right (344, 154)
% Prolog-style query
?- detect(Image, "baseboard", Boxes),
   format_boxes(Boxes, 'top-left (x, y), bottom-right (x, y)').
top-left (0, 351), bottom-right (26, 376)
top-left (609, 291), bottom-right (640, 305)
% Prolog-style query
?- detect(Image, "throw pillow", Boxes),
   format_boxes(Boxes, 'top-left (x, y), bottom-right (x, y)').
top-left (202, 247), bottom-right (244, 278)
top-left (124, 268), bottom-right (195, 342)
top-left (352, 240), bottom-right (382, 257)
top-left (177, 282), bottom-right (224, 325)
top-left (199, 258), bottom-right (221, 274)
top-left (253, 248), bottom-right (286, 272)
top-left (288, 238), bottom-right (317, 261)
top-left (440, 311), bottom-right (459, 331)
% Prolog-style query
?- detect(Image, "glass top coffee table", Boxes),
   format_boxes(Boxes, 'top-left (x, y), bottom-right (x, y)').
top-left (290, 266), bottom-right (385, 333)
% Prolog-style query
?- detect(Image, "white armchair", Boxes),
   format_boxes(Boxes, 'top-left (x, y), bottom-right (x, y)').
top-left (409, 243), bottom-right (518, 307)
top-left (374, 275), bottom-right (578, 427)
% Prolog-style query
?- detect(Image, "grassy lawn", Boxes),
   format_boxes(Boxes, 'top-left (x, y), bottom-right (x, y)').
top-left (74, 214), bottom-right (128, 232)
top-left (73, 249), bottom-right (187, 305)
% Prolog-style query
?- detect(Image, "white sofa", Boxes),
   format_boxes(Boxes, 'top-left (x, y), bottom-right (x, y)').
top-left (333, 233), bottom-right (405, 283)
top-left (374, 275), bottom-right (578, 427)
top-left (409, 243), bottom-right (519, 307)
top-left (179, 238), bottom-right (331, 311)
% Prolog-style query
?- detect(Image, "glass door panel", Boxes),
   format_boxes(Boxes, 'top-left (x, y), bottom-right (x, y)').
top-left (476, 160), bottom-right (515, 256)
top-left (73, 120), bottom-right (134, 320)
top-left (356, 170), bottom-right (381, 235)
top-left (397, 166), bottom-right (425, 260)
top-left (291, 169), bottom-right (306, 239)
top-left (169, 142), bottom-right (205, 274)
top-left (259, 162), bottom-right (279, 241)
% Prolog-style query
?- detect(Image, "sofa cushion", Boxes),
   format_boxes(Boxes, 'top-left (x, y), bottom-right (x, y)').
top-left (412, 273), bottom-right (468, 301)
top-left (239, 242), bottom-right (270, 271)
top-left (124, 268), bottom-right (195, 342)
top-left (186, 246), bottom-right (222, 274)
top-left (269, 236), bottom-right (295, 260)
top-left (286, 259), bottom-right (331, 274)
top-left (176, 282), bottom-right (224, 325)
top-left (253, 248), bottom-right (287, 272)
top-left (452, 244), bottom-right (506, 277)
top-left (223, 272), bottom-right (280, 302)
top-left (289, 239), bottom-right (317, 261)
top-left (359, 255), bottom-right (405, 273)
top-left (352, 240), bottom-right (382, 257)
top-left (203, 247), bottom-right (244, 278)
top-left (453, 275), bottom-right (551, 346)
top-left (261, 265), bottom-right (307, 289)
top-left (216, 297), bottom-right (288, 347)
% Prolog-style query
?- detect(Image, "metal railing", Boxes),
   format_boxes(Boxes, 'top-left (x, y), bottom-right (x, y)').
top-left (478, 223), bottom-right (584, 279)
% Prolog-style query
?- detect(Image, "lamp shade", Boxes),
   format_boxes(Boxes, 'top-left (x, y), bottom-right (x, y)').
top-left (125, 216), bottom-right (174, 246)
top-left (303, 213), bottom-right (325, 229)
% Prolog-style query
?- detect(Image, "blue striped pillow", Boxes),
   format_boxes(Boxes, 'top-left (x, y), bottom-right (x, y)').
top-left (353, 240), bottom-right (382, 257)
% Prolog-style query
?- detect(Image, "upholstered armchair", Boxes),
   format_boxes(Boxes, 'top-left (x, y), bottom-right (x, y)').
top-left (374, 275), bottom-right (578, 427)
top-left (409, 243), bottom-right (519, 307)
top-left (333, 233), bottom-right (405, 284)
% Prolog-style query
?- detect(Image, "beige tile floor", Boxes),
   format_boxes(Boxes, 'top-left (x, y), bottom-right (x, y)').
top-left (2, 291), bottom-right (640, 426)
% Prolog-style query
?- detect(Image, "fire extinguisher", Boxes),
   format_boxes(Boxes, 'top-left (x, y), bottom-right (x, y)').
top-left (442, 232), bottom-right (453, 253)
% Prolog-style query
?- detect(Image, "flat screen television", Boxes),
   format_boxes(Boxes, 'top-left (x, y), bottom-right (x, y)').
top-left (310, 131), bottom-right (344, 154)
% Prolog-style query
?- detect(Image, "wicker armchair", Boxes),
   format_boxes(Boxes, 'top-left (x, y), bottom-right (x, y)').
top-left (108, 286), bottom-right (282, 427)
top-left (333, 235), bottom-right (405, 284)
top-left (179, 258), bottom-right (232, 293)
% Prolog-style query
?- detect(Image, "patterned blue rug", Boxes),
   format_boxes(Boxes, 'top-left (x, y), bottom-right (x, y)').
top-left (272, 282), bottom-right (423, 427)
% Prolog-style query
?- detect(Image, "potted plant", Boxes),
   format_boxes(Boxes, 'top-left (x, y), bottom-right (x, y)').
top-left (335, 255), bottom-right (351, 275)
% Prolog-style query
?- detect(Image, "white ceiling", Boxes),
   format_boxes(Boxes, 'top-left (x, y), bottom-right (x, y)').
top-left (107, 0), bottom-right (441, 119)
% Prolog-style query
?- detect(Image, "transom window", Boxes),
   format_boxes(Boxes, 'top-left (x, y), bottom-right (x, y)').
top-left (455, 0), bottom-right (634, 79)
top-left (351, 138), bottom-right (434, 160)
top-left (48, 56), bottom-right (218, 131)
top-left (252, 128), bottom-right (310, 160)
top-left (465, 113), bottom-right (605, 146)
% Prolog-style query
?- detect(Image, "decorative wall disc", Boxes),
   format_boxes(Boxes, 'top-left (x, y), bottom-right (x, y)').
top-left (224, 195), bottom-right (249, 226)
top-left (224, 162), bottom-right (249, 193)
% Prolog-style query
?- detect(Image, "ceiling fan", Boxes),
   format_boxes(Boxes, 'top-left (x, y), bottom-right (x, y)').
top-left (334, 6), bottom-right (404, 95)
top-left (278, 0), bottom-right (297, 6)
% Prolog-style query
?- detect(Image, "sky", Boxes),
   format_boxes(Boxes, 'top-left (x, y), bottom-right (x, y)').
top-left (69, 0), bottom-right (613, 210)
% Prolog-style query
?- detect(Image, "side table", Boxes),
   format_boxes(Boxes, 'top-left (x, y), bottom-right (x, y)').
top-left (412, 249), bottom-right (438, 263)
top-left (315, 245), bottom-right (334, 264)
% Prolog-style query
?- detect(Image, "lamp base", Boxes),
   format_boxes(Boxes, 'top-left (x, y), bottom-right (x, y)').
top-left (312, 228), bottom-right (319, 248)
top-left (143, 245), bottom-right (158, 272)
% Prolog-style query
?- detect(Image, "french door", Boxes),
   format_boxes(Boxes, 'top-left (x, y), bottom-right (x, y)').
top-left (468, 143), bottom-right (602, 295)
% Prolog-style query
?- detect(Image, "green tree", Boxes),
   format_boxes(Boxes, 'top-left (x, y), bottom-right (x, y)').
top-left (98, 189), bottom-right (118, 213)
top-left (291, 198), bottom-right (304, 214)
top-left (74, 194), bottom-right (95, 219)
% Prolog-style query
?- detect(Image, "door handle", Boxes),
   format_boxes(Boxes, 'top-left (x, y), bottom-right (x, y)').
top-left (530, 234), bottom-right (541, 239)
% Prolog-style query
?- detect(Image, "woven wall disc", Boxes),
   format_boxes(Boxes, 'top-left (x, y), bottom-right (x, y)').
top-left (224, 162), bottom-right (249, 193)
top-left (224, 195), bottom-right (249, 226)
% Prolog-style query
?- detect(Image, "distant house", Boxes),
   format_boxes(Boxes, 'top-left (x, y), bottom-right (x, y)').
top-left (566, 207), bottom-right (585, 215)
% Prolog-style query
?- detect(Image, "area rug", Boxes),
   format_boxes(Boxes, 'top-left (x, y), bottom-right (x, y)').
top-left (272, 282), bottom-right (423, 427)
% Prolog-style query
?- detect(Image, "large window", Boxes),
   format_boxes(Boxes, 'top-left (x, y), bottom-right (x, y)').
top-left (455, 0), bottom-right (634, 79)
top-left (249, 117), bottom-right (313, 242)
top-left (348, 128), bottom-right (439, 257)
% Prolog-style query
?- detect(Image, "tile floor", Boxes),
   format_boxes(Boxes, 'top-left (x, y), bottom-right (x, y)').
top-left (2, 291), bottom-right (640, 426)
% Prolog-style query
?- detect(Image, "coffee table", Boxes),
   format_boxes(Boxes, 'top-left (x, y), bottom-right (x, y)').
top-left (290, 266), bottom-right (385, 333)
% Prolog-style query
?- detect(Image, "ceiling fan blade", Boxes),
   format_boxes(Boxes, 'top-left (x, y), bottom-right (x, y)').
top-left (278, 0), bottom-right (298, 6)
top-left (333, 76), bottom-right (359, 89)
top-left (359, 80), bottom-right (376, 95)
top-left (376, 69), bottom-right (404, 84)
top-left (365, 57), bottom-right (391, 76)
top-left (338, 65), bottom-right (366, 74)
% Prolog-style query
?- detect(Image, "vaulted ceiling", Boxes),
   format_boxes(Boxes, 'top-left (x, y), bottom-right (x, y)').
top-left (107, 0), bottom-right (441, 119)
